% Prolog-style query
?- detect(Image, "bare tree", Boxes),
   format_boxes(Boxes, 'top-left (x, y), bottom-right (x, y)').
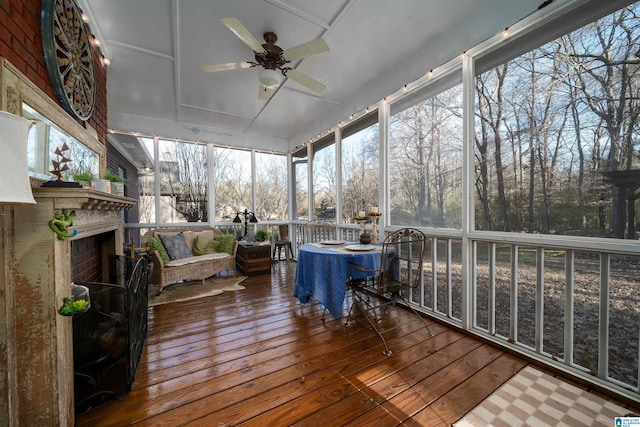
top-left (255, 153), bottom-right (288, 220)
top-left (342, 127), bottom-right (378, 220)
top-left (313, 147), bottom-right (336, 219)
top-left (560, 7), bottom-right (640, 237)
top-left (389, 85), bottom-right (463, 227)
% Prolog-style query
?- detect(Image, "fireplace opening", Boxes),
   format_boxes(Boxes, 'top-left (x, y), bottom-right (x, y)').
top-left (71, 232), bottom-right (114, 283)
top-left (72, 254), bottom-right (148, 416)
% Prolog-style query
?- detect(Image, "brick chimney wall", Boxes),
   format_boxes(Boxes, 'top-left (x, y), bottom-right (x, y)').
top-left (71, 236), bottom-right (103, 283)
top-left (0, 0), bottom-right (108, 145)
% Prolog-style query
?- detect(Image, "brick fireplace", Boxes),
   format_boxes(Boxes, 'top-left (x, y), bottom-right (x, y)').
top-left (4, 188), bottom-right (135, 426)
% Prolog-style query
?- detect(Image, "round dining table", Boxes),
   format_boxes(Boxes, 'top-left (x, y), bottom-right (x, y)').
top-left (293, 241), bottom-right (382, 319)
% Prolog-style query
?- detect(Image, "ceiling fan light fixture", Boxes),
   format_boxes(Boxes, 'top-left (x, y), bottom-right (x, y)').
top-left (258, 68), bottom-right (282, 88)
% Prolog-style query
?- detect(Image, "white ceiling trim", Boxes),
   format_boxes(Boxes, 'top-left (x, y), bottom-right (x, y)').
top-left (264, 0), bottom-right (332, 29)
top-left (106, 40), bottom-right (175, 62)
top-left (180, 102), bottom-right (256, 121)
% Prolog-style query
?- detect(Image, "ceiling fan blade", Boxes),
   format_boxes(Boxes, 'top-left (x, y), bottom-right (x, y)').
top-left (220, 17), bottom-right (266, 54)
top-left (201, 62), bottom-right (253, 72)
top-left (258, 84), bottom-right (275, 100)
top-left (282, 38), bottom-right (329, 62)
top-left (285, 69), bottom-right (326, 94)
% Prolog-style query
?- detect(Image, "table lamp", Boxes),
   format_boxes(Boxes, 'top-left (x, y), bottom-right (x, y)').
top-left (0, 111), bottom-right (36, 204)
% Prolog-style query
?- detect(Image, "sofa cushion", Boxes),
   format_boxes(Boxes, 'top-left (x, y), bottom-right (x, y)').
top-left (159, 233), bottom-right (193, 260)
top-left (192, 236), bottom-right (220, 256)
top-left (215, 234), bottom-right (235, 255)
top-left (183, 230), bottom-right (217, 249)
top-left (165, 252), bottom-right (229, 267)
top-left (147, 237), bottom-right (170, 264)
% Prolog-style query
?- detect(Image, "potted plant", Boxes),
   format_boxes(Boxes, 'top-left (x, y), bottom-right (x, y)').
top-left (255, 228), bottom-right (268, 243)
top-left (72, 170), bottom-right (94, 188)
top-left (103, 169), bottom-right (126, 196)
top-left (58, 283), bottom-right (91, 316)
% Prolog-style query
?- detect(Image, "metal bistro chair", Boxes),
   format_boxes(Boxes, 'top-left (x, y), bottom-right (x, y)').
top-left (302, 220), bottom-right (337, 243)
top-left (345, 228), bottom-right (431, 355)
top-left (272, 224), bottom-right (293, 264)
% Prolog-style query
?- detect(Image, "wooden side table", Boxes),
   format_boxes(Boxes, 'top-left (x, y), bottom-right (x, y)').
top-left (236, 243), bottom-right (271, 276)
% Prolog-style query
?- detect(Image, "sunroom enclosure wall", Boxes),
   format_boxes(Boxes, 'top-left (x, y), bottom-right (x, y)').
top-left (124, 0), bottom-right (640, 405)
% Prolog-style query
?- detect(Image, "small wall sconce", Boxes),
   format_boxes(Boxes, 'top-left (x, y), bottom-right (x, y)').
top-left (0, 111), bottom-right (36, 205)
top-left (233, 209), bottom-right (258, 239)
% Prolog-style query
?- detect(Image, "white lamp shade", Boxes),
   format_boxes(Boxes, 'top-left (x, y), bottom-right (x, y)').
top-left (0, 111), bottom-right (35, 205)
top-left (258, 68), bottom-right (282, 88)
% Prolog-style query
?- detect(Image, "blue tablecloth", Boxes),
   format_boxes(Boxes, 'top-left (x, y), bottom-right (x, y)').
top-left (293, 243), bottom-right (381, 319)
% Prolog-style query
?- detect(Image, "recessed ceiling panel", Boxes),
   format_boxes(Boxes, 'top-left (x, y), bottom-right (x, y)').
top-left (179, 105), bottom-right (255, 135)
top-left (85, 0), bottom-right (173, 57)
top-left (107, 45), bottom-right (177, 121)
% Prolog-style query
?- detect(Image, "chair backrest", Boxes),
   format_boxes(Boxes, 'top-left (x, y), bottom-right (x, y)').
top-left (377, 228), bottom-right (426, 294)
top-left (278, 224), bottom-right (289, 242)
top-left (303, 220), bottom-right (337, 243)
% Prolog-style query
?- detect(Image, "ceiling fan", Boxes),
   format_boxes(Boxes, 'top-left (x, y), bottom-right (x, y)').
top-left (201, 17), bottom-right (329, 99)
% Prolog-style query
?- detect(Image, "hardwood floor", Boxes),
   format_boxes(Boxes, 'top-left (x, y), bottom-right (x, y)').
top-left (75, 262), bottom-right (527, 426)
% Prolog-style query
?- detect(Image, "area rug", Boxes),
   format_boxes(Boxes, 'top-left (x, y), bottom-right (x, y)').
top-left (148, 275), bottom-right (248, 307)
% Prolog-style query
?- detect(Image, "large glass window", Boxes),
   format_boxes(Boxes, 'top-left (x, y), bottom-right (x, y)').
top-left (255, 152), bottom-right (288, 220)
top-left (157, 139), bottom-right (208, 223)
top-left (389, 78), bottom-right (463, 228)
top-left (341, 117), bottom-right (379, 223)
top-left (474, 2), bottom-right (640, 238)
top-left (313, 137), bottom-right (336, 220)
top-left (24, 104), bottom-right (99, 181)
top-left (213, 147), bottom-right (252, 220)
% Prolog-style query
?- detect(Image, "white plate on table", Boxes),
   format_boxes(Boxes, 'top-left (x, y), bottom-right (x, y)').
top-left (344, 244), bottom-right (376, 251)
top-left (320, 240), bottom-right (346, 245)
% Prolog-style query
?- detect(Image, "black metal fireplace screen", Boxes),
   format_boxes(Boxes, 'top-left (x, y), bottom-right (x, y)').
top-left (73, 254), bottom-right (148, 417)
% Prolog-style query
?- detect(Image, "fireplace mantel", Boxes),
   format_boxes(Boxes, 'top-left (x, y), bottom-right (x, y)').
top-left (2, 189), bottom-right (136, 426)
top-left (33, 187), bottom-right (136, 211)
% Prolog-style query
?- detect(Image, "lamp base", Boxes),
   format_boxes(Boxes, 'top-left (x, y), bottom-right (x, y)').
top-left (41, 180), bottom-right (82, 188)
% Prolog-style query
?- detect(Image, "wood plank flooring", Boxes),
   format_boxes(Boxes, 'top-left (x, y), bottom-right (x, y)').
top-left (75, 262), bottom-right (526, 426)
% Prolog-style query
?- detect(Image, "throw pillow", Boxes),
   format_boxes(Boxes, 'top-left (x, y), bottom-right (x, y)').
top-left (159, 233), bottom-right (193, 260)
top-left (147, 237), bottom-right (170, 264)
top-left (181, 231), bottom-right (198, 250)
top-left (192, 236), bottom-right (220, 256)
top-left (196, 230), bottom-right (215, 241)
top-left (215, 234), bottom-right (234, 255)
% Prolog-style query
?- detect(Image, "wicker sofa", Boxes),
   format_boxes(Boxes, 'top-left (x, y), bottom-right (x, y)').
top-left (141, 226), bottom-right (238, 294)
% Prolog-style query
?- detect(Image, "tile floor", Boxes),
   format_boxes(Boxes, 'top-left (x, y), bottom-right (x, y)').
top-left (454, 366), bottom-right (637, 426)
